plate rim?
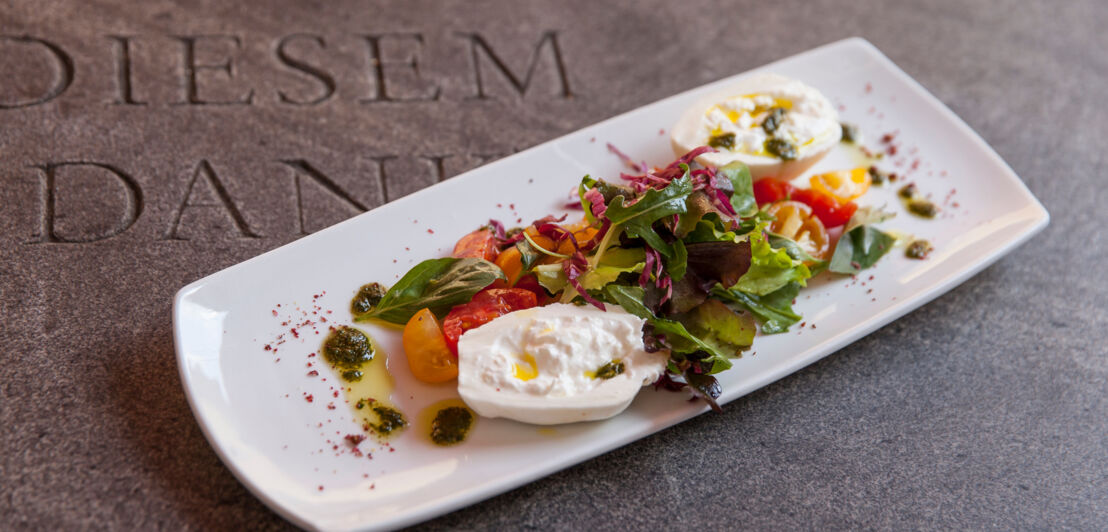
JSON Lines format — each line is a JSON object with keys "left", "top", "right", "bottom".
{"left": 173, "top": 36, "right": 1050, "bottom": 531}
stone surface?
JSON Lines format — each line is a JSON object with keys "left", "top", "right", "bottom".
{"left": 1, "top": 0, "right": 1105, "bottom": 530}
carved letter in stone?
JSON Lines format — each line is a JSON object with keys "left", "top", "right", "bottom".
{"left": 275, "top": 34, "right": 336, "bottom": 106}
{"left": 165, "top": 160, "right": 260, "bottom": 240}
{"left": 361, "top": 33, "right": 440, "bottom": 102}
{"left": 457, "top": 31, "right": 571, "bottom": 100}
{"left": 28, "top": 162, "right": 143, "bottom": 243}
{"left": 174, "top": 35, "right": 255, "bottom": 105}
{"left": 0, "top": 35, "right": 74, "bottom": 109}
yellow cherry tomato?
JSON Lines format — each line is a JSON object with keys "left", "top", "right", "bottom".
{"left": 809, "top": 167, "right": 871, "bottom": 203}
{"left": 765, "top": 200, "right": 831, "bottom": 260}
{"left": 402, "top": 308, "right": 458, "bottom": 383}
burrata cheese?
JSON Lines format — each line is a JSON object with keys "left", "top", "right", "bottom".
{"left": 671, "top": 73, "right": 841, "bottom": 180}
{"left": 457, "top": 303, "right": 668, "bottom": 425}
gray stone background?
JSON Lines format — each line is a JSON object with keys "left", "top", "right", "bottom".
{"left": 1, "top": 0, "right": 1105, "bottom": 529}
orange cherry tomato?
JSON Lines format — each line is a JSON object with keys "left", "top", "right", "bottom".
{"left": 809, "top": 167, "right": 871, "bottom": 203}
{"left": 765, "top": 200, "right": 831, "bottom": 260}
{"left": 452, "top": 228, "right": 499, "bottom": 262}
{"left": 442, "top": 288, "right": 538, "bottom": 355}
{"left": 492, "top": 246, "right": 524, "bottom": 288}
{"left": 402, "top": 308, "right": 458, "bottom": 383}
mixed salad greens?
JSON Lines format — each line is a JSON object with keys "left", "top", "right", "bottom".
{"left": 354, "top": 145, "right": 901, "bottom": 411}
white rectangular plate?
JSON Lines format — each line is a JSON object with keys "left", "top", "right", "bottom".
{"left": 174, "top": 37, "right": 1048, "bottom": 531}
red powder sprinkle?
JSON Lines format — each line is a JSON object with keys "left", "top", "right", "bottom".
{"left": 327, "top": 403, "right": 336, "bottom": 410}
{"left": 318, "top": 485, "right": 324, "bottom": 491}
{"left": 307, "top": 370, "right": 319, "bottom": 377}
{"left": 333, "top": 391, "right": 339, "bottom": 398}
{"left": 305, "top": 394, "right": 314, "bottom": 403}
{"left": 509, "top": 203, "right": 516, "bottom": 209}
{"left": 271, "top": 310, "right": 278, "bottom": 316}
{"left": 865, "top": 82, "right": 873, "bottom": 93}
{"left": 264, "top": 345, "right": 272, "bottom": 351}
{"left": 427, "top": 228, "right": 434, "bottom": 234}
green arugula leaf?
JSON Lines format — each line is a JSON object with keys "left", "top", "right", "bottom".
{"left": 579, "top": 175, "right": 635, "bottom": 224}
{"left": 605, "top": 171, "right": 693, "bottom": 258}
{"left": 713, "top": 282, "right": 802, "bottom": 334}
{"left": 718, "top": 161, "right": 757, "bottom": 217}
{"left": 768, "top": 233, "right": 828, "bottom": 274}
{"left": 734, "top": 227, "right": 812, "bottom": 296}
{"left": 674, "top": 191, "right": 721, "bottom": 238}
{"left": 534, "top": 263, "right": 642, "bottom": 295}
{"left": 602, "top": 284, "right": 654, "bottom": 320}
{"left": 685, "top": 218, "right": 738, "bottom": 243}
{"left": 679, "top": 299, "right": 755, "bottom": 356}
{"left": 354, "top": 258, "right": 504, "bottom": 324}
{"left": 829, "top": 224, "right": 896, "bottom": 274}
{"left": 597, "top": 246, "right": 645, "bottom": 268}
{"left": 603, "top": 285, "right": 733, "bottom": 373}
{"left": 667, "top": 239, "right": 688, "bottom": 281}
{"left": 515, "top": 238, "right": 543, "bottom": 271}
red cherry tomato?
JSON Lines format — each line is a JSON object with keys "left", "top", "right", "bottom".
{"left": 790, "top": 189, "right": 857, "bottom": 228}
{"left": 511, "top": 274, "right": 554, "bottom": 306}
{"left": 452, "top": 228, "right": 499, "bottom": 262}
{"left": 442, "top": 288, "right": 538, "bottom": 355}
{"left": 752, "top": 178, "right": 797, "bottom": 206}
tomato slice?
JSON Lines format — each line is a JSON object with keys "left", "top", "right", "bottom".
{"left": 442, "top": 288, "right": 538, "bottom": 355}
{"left": 452, "top": 228, "right": 499, "bottom": 262}
{"left": 753, "top": 178, "right": 797, "bottom": 206}
{"left": 402, "top": 308, "right": 458, "bottom": 383}
{"left": 765, "top": 200, "right": 831, "bottom": 260}
{"left": 512, "top": 274, "right": 554, "bottom": 306}
{"left": 790, "top": 189, "right": 857, "bottom": 228}
{"left": 809, "top": 167, "right": 871, "bottom": 203}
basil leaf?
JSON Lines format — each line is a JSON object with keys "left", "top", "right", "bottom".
{"left": 605, "top": 171, "right": 693, "bottom": 258}
{"left": 713, "top": 282, "right": 802, "bottom": 334}
{"left": 355, "top": 258, "right": 504, "bottom": 324}
{"left": 718, "top": 161, "right": 757, "bottom": 218}
{"left": 829, "top": 224, "right": 896, "bottom": 274}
